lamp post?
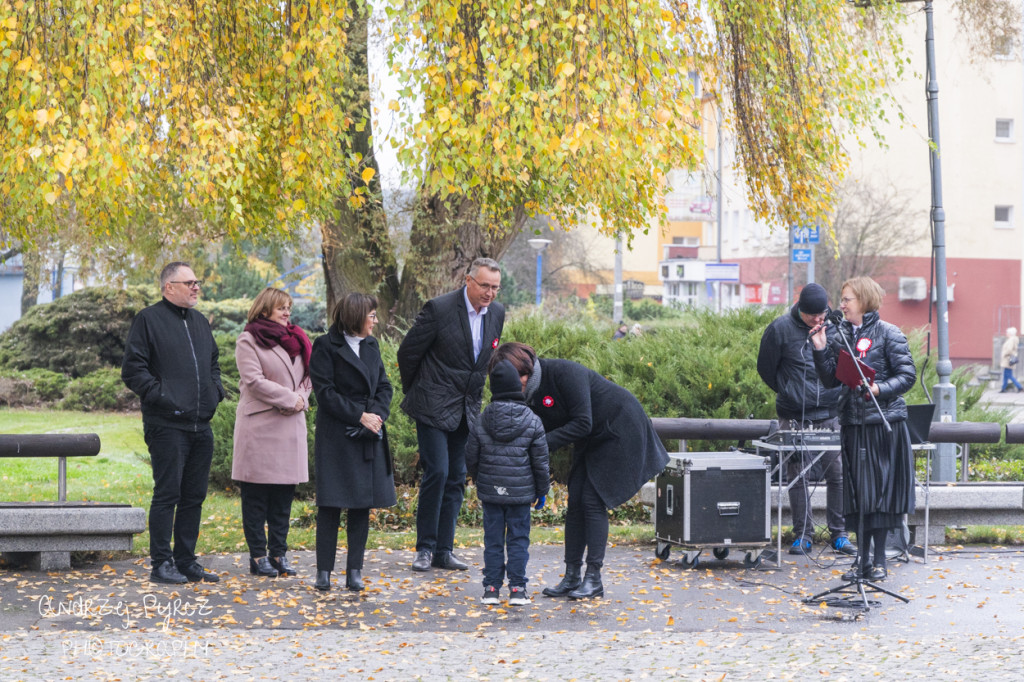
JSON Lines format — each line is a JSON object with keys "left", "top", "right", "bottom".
{"left": 855, "top": 0, "right": 956, "bottom": 480}
{"left": 527, "top": 238, "right": 552, "bottom": 305}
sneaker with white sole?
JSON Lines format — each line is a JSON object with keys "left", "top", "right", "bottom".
{"left": 508, "top": 586, "right": 530, "bottom": 605}
{"left": 481, "top": 586, "right": 500, "bottom": 605}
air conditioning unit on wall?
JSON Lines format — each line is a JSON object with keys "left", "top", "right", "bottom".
{"left": 898, "top": 277, "right": 927, "bottom": 301}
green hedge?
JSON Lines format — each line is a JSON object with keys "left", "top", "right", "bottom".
{"left": 0, "top": 286, "right": 157, "bottom": 377}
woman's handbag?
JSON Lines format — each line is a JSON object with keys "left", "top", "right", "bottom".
{"left": 1011, "top": 355, "right": 1019, "bottom": 366}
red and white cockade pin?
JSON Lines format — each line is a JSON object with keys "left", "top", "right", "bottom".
{"left": 542, "top": 396, "right": 554, "bottom": 407}
{"left": 856, "top": 338, "right": 873, "bottom": 358}
{"left": 492, "top": 338, "right": 499, "bottom": 349}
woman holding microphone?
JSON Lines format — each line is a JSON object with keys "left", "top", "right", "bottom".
{"left": 809, "top": 276, "right": 916, "bottom": 581}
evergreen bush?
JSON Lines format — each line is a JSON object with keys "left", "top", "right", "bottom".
{"left": 0, "top": 286, "right": 157, "bottom": 377}
{"left": 60, "top": 368, "right": 140, "bottom": 411}
{"left": 0, "top": 368, "right": 70, "bottom": 406}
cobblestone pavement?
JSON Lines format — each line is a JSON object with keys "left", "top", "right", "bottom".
{"left": 3, "top": 543, "right": 1024, "bottom": 679}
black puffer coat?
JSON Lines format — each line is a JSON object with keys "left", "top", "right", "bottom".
{"left": 397, "top": 288, "right": 505, "bottom": 431}
{"left": 813, "top": 311, "right": 916, "bottom": 426}
{"left": 466, "top": 400, "right": 550, "bottom": 505}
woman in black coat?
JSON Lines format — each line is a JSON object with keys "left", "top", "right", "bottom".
{"left": 311, "top": 293, "right": 396, "bottom": 592}
{"left": 810, "top": 276, "right": 916, "bottom": 582}
{"left": 489, "top": 342, "right": 669, "bottom": 599}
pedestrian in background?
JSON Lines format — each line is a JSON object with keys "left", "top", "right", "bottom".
{"left": 1000, "top": 327, "right": 1023, "bottom": 393}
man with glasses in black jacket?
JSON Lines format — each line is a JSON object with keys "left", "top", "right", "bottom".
{"left": 122, "top": 261, "right": 225, "bottom": 584}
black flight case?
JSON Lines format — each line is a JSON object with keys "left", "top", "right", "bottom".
{"left": 654, "top": 451, "right": 771, "bottom": 569}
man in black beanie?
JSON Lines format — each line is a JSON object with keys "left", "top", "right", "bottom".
{"left": 757, "top": 283, "right": 855, "bottom": 557}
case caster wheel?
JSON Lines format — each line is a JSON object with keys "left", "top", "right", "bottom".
{"left": 655, "top": 542, "right": 671, "bottom": 561}
{"left": 681, "top": 551, "right": 701, "bottom": 570}
{"left": 712, "top": 547, "right": 730, "bottom": 561}
{"left": 743, "top": 552, "right": 762, "bottom": 569}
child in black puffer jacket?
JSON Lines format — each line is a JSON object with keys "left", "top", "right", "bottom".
{"left": 466, "top": 360, "right": 550, "bottom": 605}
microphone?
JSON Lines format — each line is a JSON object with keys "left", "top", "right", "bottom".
{"left": 827, "top": 309, "right": 844, "bottom": 325}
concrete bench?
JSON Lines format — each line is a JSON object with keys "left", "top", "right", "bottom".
{"left": 0, "top": 434, "right": 146, "bottom": 570}
{"left": 639, "top": 481, "right": 1024, "bottom": 545}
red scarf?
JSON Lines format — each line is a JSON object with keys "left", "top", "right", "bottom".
{"left": 244, "top": 317, "right": 312, "bottom": 378}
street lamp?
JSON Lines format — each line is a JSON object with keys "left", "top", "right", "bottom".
{"left": 855, "top": 0, "right": 955, "bottom": 480}
{"left": 527, "top": 238, "right": 552, "bottom": 305}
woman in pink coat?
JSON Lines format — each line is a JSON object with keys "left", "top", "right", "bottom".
{"left": 232, "top": 287, "right": 312, "bottom": 578}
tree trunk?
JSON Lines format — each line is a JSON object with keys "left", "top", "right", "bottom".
{"left": 321, "top": 1, "right": 394, "bottom": 324}
{"left": 318, "top": 3, "right": 527, "bottom": 336}
{"left": 20, "top": 248, "right": 42, "bottom": 315}
{"left": 393, "top": 194, "right": 526, "bottom": 323}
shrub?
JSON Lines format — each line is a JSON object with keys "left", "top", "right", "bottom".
{"left": 60, "top": 368, "right": 140, "bottom": 411}
{"left": 0, "top": 286, "right": 157, "bottom": 377}
{"left": 195, "top": 298, "right": 252, "bottom": 336}
{"left": 290, "top": 300, "right": 328, "bottom": 334}
{"left": 589, "top": 295, "right": 685, "bottom": 321}
{"left": 0, "top": 368, "right": 70, "bottom": 406}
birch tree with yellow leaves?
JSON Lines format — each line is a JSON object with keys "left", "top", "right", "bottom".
{"left": 1, "top": 1, "right": 1018, "bottom": 321}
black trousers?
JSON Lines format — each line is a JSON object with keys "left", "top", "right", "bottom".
{"left": 144, "top": 422, "right": 214, "bottom": 568}
{"left": 239, "top": 482, "right": 296, "bottom": 558}
{"left": 316, "top": 507, "right": 369, "bottom": 572}
{"left": 564, "top": 460, "right": 608, "bottom": 570}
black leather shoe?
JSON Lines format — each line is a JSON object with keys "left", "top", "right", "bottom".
{"left": 868, "top": 565, "right": 888, "bottom": 581}
{"left": 268, "top": 555, "right": 296, "bottom": 576}
{"left": 150, "top": 560, "right": 188, "bottom": 585}
{"left": 250, "top": 556, "right": 279, "bottom": 577}
{"left": 411, "top": 550, "right": 432, "bottom": 572}
{"left": 314, "top": 570, "right": 331, "bottom": 591}
{"left": 568, "top": 568, "right": 604, "bottom": 600}
{"left": 542, "top": 565, "right": 582, "bottom": 597}
{"left": 180, "top": 562, "right": 221, "bottom": 583}
{"left": 431, "top": 551, "right": 469, "bottom": 571}
{"left": 346, "top": 569, "right": 364, "bottom": 591}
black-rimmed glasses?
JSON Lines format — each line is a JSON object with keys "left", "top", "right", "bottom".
{"left": 170, "top": 280, "right": 203, "bottom": 289}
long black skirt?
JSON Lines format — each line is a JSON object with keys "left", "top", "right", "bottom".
{"left": 840, "top": 419, "right": 915, "bottom": 533}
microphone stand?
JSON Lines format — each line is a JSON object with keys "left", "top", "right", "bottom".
{"left": 802, "top": 311, "right": 909, "bottom": 611}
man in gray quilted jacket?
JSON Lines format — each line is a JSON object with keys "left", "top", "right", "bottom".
{"left": 398, "top": 258, "right": 505, "bottom": 572}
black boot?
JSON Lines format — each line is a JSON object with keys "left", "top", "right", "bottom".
{"left": 346, "top": 569, "right": 364, "bottom": 592}
{"left": 542, "top": 564, "right": 582, "bottom": 597}
{"left": 314, "top": 570, "right": 331, "bottom": 591}
{"left": 568, "top": 566, "right": 604, "bottom": 600}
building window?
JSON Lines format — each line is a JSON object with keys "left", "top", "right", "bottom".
{"left": 688, "top": 70, "right": 702, "bottom": 98}
{"left": 672, "top": 236, "right": 699, "bottom": 247}
{"left": 996, "top": 119, "right": 1014, "bottom": 141}
{"left": 679, "top": 282, "right": 699, "bottom": 307}
{"left": 995, "top": 205, "right": 1013, "bottom": 228}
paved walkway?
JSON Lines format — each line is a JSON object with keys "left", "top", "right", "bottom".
{"left": 4, "top": 543, "right": 1024, "bottom": 679}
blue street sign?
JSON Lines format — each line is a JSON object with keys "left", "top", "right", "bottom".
{"left": 792, "top": 248, "right": 812, "bottom": 263}
{"left": 792, "top": 226, "right": 821, "bottom": 244}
